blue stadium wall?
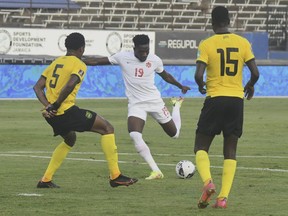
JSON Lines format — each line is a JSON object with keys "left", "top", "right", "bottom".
{"left": 0, "top": 65, "right": 287, "bottom": 98}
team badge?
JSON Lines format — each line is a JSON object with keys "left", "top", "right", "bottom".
{"left": 85, "top": 111, "right": 92, "bottom": 119}
{"left": 146, "top": 62, "right": 151, "bottom": 68}
{"left": 78, "top": 70, "right": 84, "bottom": 77}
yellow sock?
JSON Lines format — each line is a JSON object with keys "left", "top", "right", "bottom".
{"left": 218, "top": 159, "right": 237, "bottom": 198}
{"left": 42, "top": 141, "right": 72, "bottom": 182}
{"left": 196, "top": 150, "right": 212, "bottom": 184}
{"left": 101, "top": 134, "right": 121, "bottom": 180}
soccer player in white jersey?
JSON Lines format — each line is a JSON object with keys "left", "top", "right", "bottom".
{"left": 84, "top": 34, "right": 190, "bottom": 180}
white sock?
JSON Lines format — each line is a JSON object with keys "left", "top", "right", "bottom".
{"left": 172, "top": 104, "right": 181, "bottom": 138}
{"left": 129, "top": 131, "right": 161, "bottom": 172}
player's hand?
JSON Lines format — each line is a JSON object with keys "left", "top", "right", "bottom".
{"left": 42, "top": 102, "right": 60, "bottom": 118}
{"left": 41, "top": 109, "right": 54, "bottom": 118}
{"left": 244, "top": 81, "right": 254, "bottom": 100}
{"left": 198, "top": 81, "right": 206, "bottom": 94}
{"left": 198, "top": 87, "right": 206, "bottom": 94}
{"left": 181, "top": 85, "right": 191, "bottom": 94}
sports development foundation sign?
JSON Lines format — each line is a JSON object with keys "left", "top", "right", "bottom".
{"left": 0, "top": 28, "right": 155, "bottom": 56}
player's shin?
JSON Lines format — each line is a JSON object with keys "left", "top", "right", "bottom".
{"left": 195, "top": 150, "right": 212, "bottom": 183}
{"left": 101, "top": 134, "right": 121, "bottom": 179}
{"left": 42, "top": 141, "right": 71, "bottom": 182}
{"left": 218, "top": 159, "right": 237, "bottom": 199}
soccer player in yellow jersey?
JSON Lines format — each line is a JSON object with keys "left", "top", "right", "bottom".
{"left": 33, "top": 32, "right": 137, "bottom": 188}
{"left": 194, "top": 6, "right": 259, "bottom": 209}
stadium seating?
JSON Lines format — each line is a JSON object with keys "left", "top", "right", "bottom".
{"left": 0, "top": 0, "right": 287, "bottom": 49}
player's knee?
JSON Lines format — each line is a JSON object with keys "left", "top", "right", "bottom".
{"left": 106, "top": 123, "right": 114, "bottom": 134}
{"left": 64, "top": 132, "right": 76, "bottom": 147}
{"left": 129, "top": 131, "right": 142, "bottom": 143}
{"left": 130, "top": 131, "right": 150, "bottom": 152}
{"left": 102, "top": 122, "right": 114, "bottom": 135}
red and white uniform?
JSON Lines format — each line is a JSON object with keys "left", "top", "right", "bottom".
{"left": 108, "top": 51, "right": 171, "bottom": 123}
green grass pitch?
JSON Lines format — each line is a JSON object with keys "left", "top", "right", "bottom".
{"left": 0, "top": 98, "right": 287, "bottom": 216}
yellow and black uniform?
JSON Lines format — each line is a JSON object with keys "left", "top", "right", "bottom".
{"left": 43, "top": 55, "right": 86, "bottom": 115}
{"left": 197, "top": 33, "right": 255, "bottom": 98}
{"left": 196, "top": 33, "right": 254, "bottom": 137}
{"left": 43, "top": 56, "right": 96, "bottom": 136}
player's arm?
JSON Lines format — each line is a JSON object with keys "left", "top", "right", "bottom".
{"left": 33, "top": 75, "right": 56, "bottom": 118}
{"left": 194, "top": 61, "right": 207, "bottom": 94}
{"left": 33, "top": 75, "right": 50, "bottom": 107}
{"left": 45, "top": 74, "right": 80, "bottom": 118}
{"left": 82, "top": 56, "right": 111, "bottom": 66}
{"left": 53, "top": 74, "right": 80, "bottom": 108}
{"left": 158, "top": 70, "right": 191, "bottom": 94}
{"left": 244, "top": 59, "right": 260, "bottom": 100}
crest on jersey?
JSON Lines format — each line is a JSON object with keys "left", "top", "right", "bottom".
{"left": 146, "top": 61, "right": 151, "bottom": 68}
{"left": 78, "top": 70, "right": 84, "bottom": 77}
{"left": 85, "top": 111, "right": 92, "bottom": 119}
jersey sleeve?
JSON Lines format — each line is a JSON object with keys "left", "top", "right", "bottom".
{"left": 243, "top": 39, "right": 255, "bottom": 63}
{"left": 196, "top": 40, "right": 209, "bottom": 64}
{"left": 71, "top": 60, "right": 87, "bottom": 82}
{"left": 108, "top": 52, "right": 121, "bottom": 65}
{"left": 41, "top": 64, "right": 52, "bottom": 78}
{"left": 154, "top": 55, "right": 164, "bottom": 73}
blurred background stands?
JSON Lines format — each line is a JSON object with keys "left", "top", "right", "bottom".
{"left": 0, "top": 0, "right": 287, "bottom": 51}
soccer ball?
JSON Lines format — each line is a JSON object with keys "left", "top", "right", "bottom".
{"left": 176, "top": 160, "right": 196, "bottom": 179}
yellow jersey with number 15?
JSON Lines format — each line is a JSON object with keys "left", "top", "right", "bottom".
{"left": 42, "top": 55, "right": 87, "bottom": 115}
{"left": 196, "top": 33, "right": 255, "bottom": 98}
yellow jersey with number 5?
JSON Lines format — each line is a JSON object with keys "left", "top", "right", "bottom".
{"left": 196, "top": 33, "right": 255, "bottom": 98}
{"left": 42, "top": 56, "right": 87, "bottom": 115}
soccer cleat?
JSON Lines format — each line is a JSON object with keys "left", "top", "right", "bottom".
{"left": 145, "top": 171, "right": 164, "bottom": 180}
{"left": 213, "top": 197, "right": 228, "bottom": 209}
{"left": 109, "top": 174, "right": 138, "bottom": 188}
{"left": 37, "top": 180, "right": 60, "bottom": 188}
{"left": 197, "top": 180, "right": 216, "bottom": 209}
{"left": 170, "top": 97, "right": 184, "bottom": 108}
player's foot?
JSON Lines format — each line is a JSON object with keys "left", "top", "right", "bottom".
{"left": 145, "top": 171, "right": 164, "bottom": 180}
{"left": 213, "top": 197, "right": 227, "bottom": 209}
{"left": 170, "top": 97, "right": 184, "bottom": 107}
{"left": 109, "top": 174, "right": 138, "bottom": 187}
{"left": 198, "top": 180, "right": 216, "bottom": 209}
{"left": 37, "top": 180, "right": 60, "bottom": 188}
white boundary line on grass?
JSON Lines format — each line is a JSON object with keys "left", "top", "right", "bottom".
{"left": 1, "top": 152, "right": 288, "bottom": 173}
{"left": 1, "top": 151, "right": 288, "bottom": 159}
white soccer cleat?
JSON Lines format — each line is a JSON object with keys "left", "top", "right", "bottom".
{"left": 145, "top": 171, "right": 164, "bottom": 180}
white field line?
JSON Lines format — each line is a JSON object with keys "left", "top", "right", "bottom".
{"left": 1, "top": 151, "right": 288, "bottom": 159}
{"left": 17, "top": 193, "right": 43, "bottom": 197}
{"left": 1, "top": 152, "right": 288, "bottom": 173}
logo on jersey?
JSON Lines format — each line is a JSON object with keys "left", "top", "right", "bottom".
{"left": 85, "top": 111, "right": 93, "bottom": 119}
{"left": 78, "top": 70, "right": 84, "bottom": 77}
{"left": 146, "top": 61, "right": 151, "bottom": 68}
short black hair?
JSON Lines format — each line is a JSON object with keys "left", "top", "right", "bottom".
{"left": 133, "top": 34, "right": 150, "bottom": 47}
{"left": 212, "top": 6, "right": 230, "bottom": 26}
{"left": 65, "top": 32, "right": 85, "bottom": 50}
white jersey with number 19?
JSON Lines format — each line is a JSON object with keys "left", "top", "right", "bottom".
{"left": 108, "top": 51, "right": 164, "bottom": 105}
